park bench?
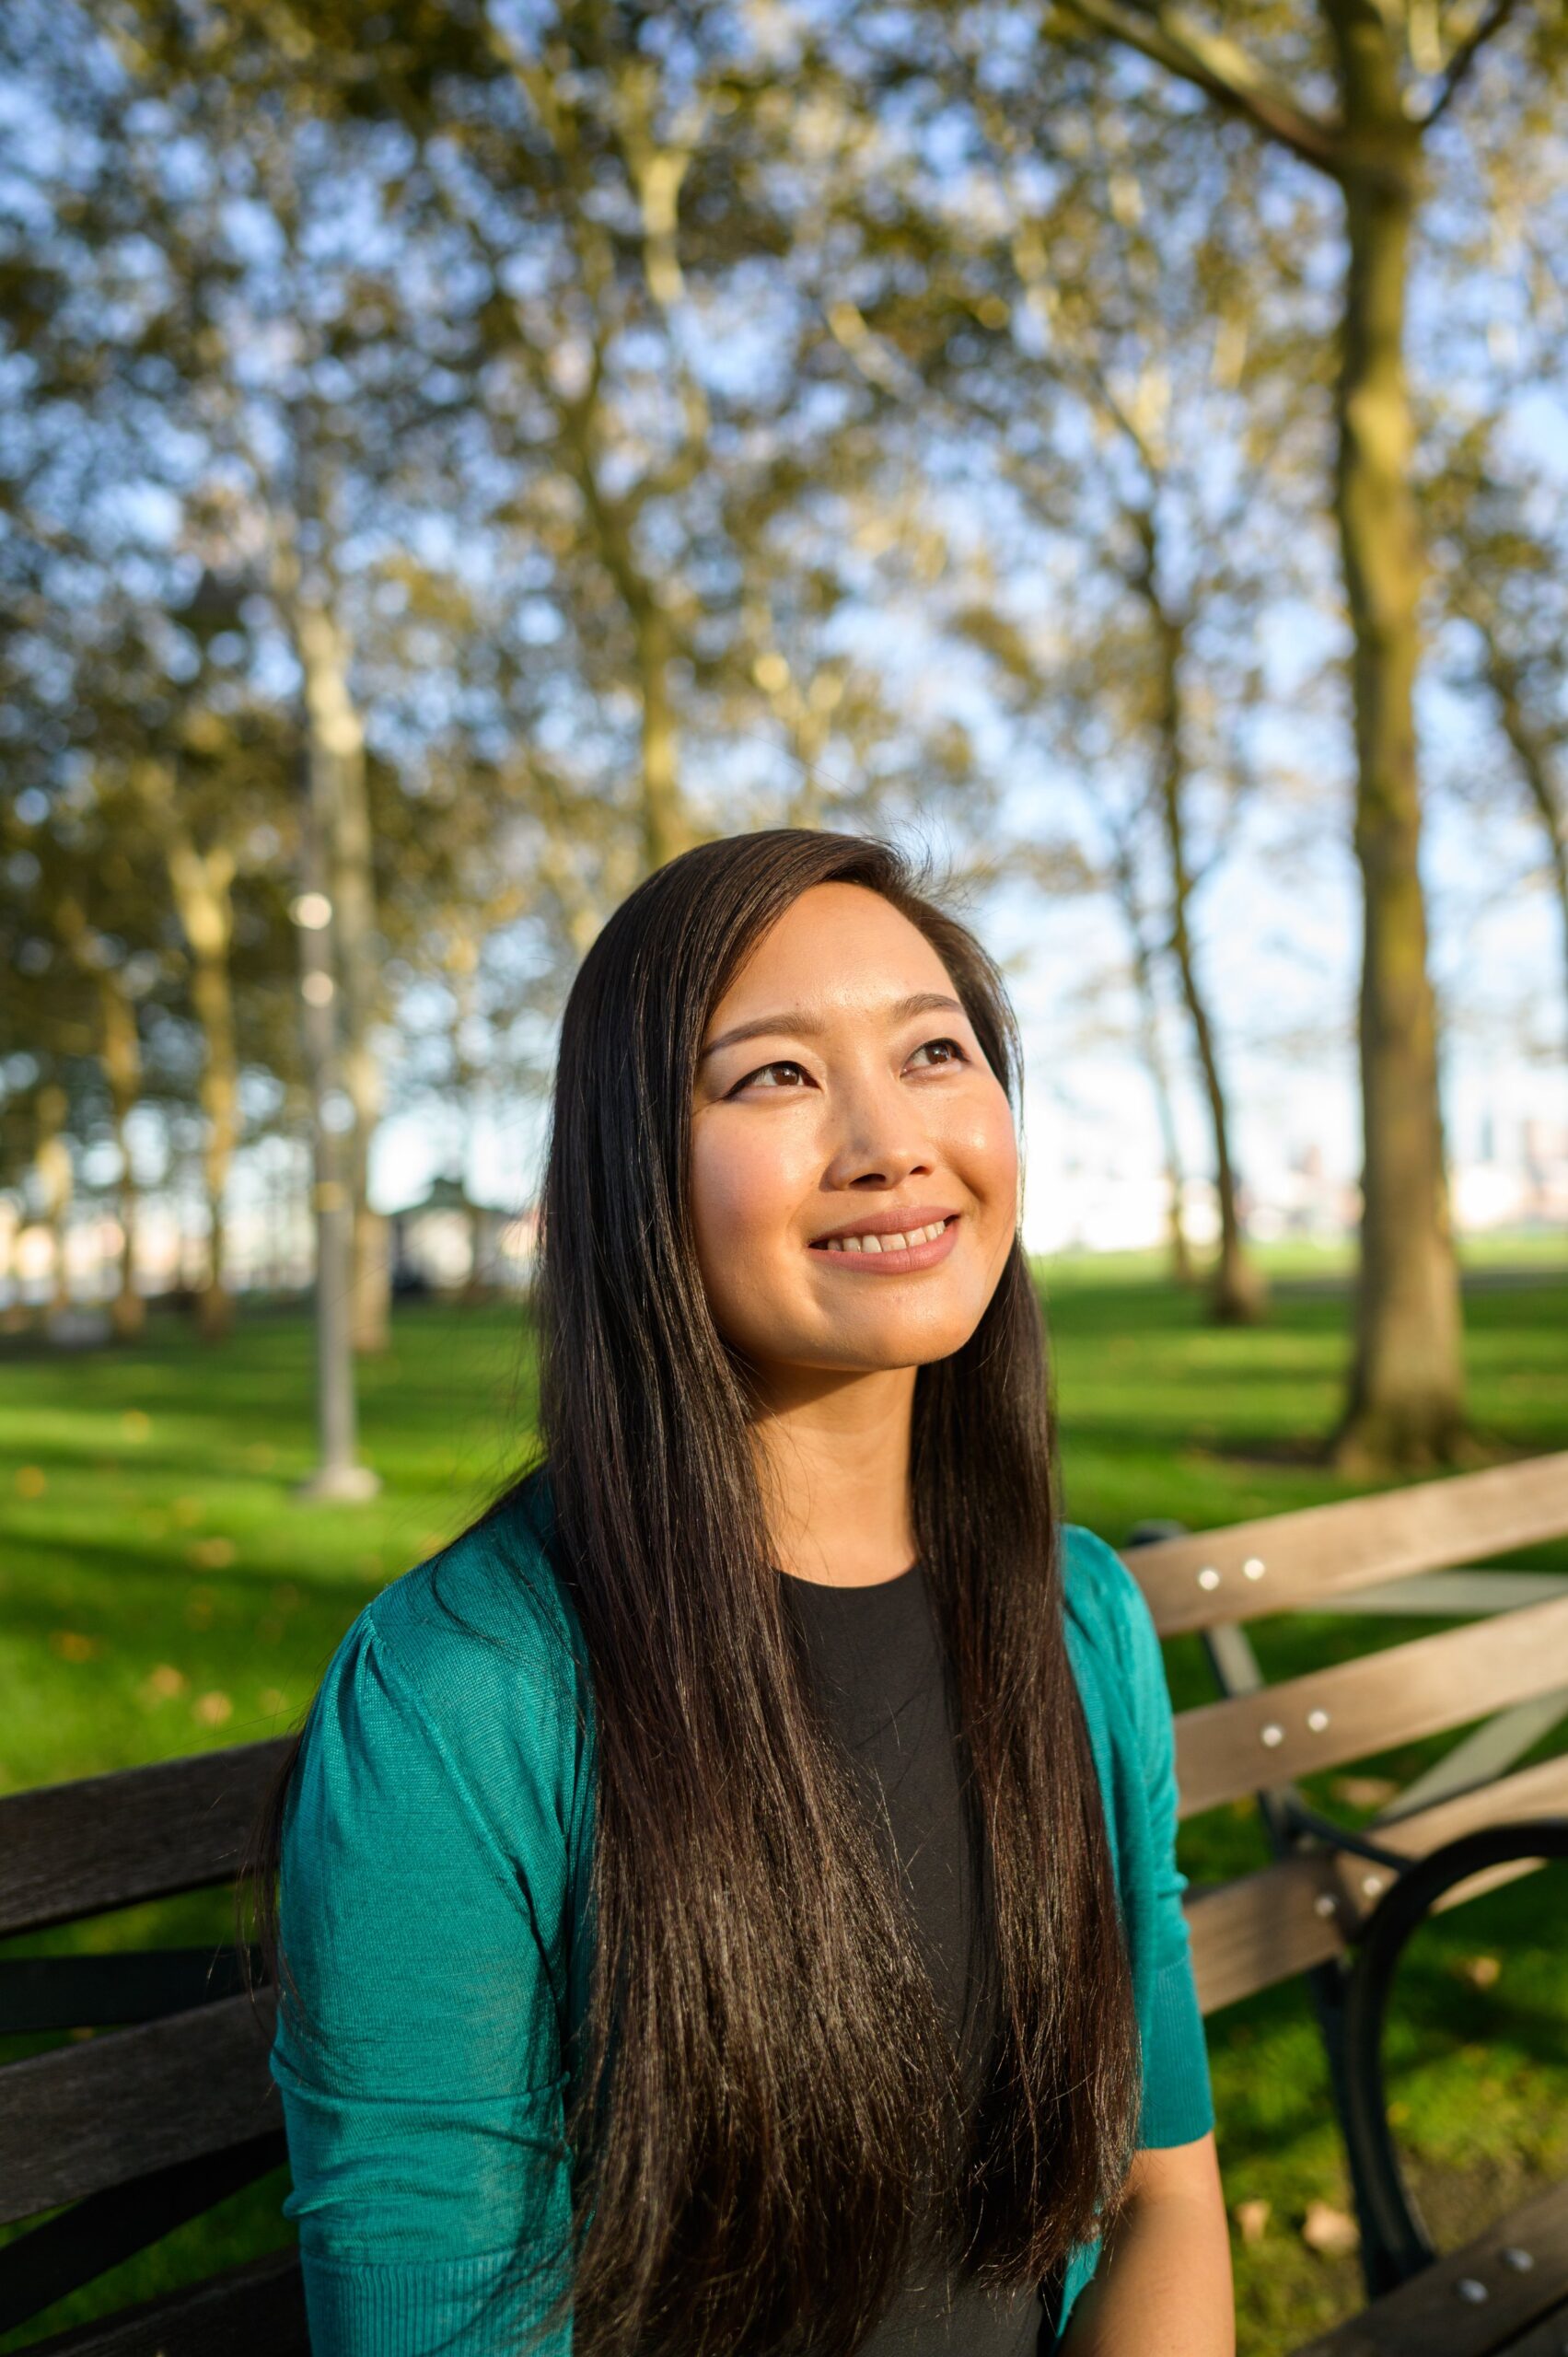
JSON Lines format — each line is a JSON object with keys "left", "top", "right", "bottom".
{"left": 0, "top": 1738, "right": 300, "bottom": 2353}
{"left": 1128, "top": 1446, "right": 1568, "bottom": 2355}
{"left": 2, "top": 1449, "right": 1567, "bottom": 2353}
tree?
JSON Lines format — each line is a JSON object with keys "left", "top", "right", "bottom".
{"left": 1015, "top": 1, "right": 1565, "bottom": 1460}
{"left": 891, "top": 96, "right": 1282, "bottom": 1321}
{"left": 1428, "top": 434, "right": 1568, "bottom": 1062}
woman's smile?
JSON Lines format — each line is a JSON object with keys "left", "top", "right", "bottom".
{"left": 807, "top": 1211, "right": 961, "bottom": 1271}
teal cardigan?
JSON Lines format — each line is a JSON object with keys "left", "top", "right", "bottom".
{"left": 270, "top": 1479, "right": 1214, "bottom": 2353}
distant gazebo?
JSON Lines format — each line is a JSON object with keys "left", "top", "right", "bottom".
{"left": 389, "top": 1178, "right": 537, "bottom": 1295}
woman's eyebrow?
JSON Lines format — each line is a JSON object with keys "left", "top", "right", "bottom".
{"left": 698, "top": 990, "right": 966, "bottom": 1063}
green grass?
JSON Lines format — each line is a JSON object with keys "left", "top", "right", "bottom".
{"left": 2, "top": 1267, "right": 1566, "bottom": 2351}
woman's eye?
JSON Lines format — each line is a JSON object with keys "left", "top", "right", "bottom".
{"left": 729, "top": 1039, "right": 968, "bottom": 1094}
{"left": 731, "top": 1059, "right": 810, "bottom": 1093}
{"left": 908, "top": 1037, "right": 968, "bottom": 1070}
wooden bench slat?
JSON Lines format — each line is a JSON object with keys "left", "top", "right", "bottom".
{"left": 1126, "top": 1451, "right": 1568, "bottom": 1635}
{"left": 0, "top": 1991, "right": 278, "bottom": 2225}
{"left": 1489, "top": 2299, "right": 1568, "bottom": 2356}
{"left": 24, "top": 2246, "right": 306, "bottom": 2357}
{"left": 1189, "top": 1854, "right": 1346, "bottom": 2016}
{"left": 0, "top": 1741, "right": 291, "bottom": 1938}
{"left": 1288, "top": 2173, "right": 1568, "bottom": 2354}
{"left": 1188, "top": 1750, "right": 1568, "bottom": 2014}
{"left": 1175, "top": 1594, "right": 1568, "bottom": 1818}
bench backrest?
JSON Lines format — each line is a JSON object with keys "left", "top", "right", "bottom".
{"left": 1124, "top": 1451, "right": 1568, "bottom": 2015}
{"left": 0, "top": 1737, "right": 306, "bottom": 2353}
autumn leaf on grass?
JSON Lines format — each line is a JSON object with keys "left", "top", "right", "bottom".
{"left": 192, "top": 1691, "right": 234, "bottom": 1727}
{"left": 15, "top": 1466, "right": 46, "bottom": 1499}
{"left": 50, "top": 1631, "right": 98, "bottom": 1663}
{"left": 188, "top": 1536, "right": 237, "bottom": 1571}
{"left": 1302, "top": 2200, "right": 1359, "bottom": 2257}
{"left": 1233, "top": 2199, "right": 1271, "bottom": 2246}
{"left": 1456, "top": 1955, "right": 1501, "bottom": 1990}
{"left": 138, "top": 1665, "right": 187, "bottom": 1707}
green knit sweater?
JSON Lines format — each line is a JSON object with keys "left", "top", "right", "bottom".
{"left": 270, "top": 1477, "right": 1214, "bottom": 2353}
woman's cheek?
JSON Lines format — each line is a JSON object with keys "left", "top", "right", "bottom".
{"left": 946, "top": 1087, "right": 1018, "bottom": 1217}
{"left": 691, "top": 1123, "right": 798, "bottom": 1317}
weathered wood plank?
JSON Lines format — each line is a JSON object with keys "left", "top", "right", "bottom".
{"left": 1491, "top": 2294, "right": 1568, "bottom": 2354}
{"left": 0, "top": 1741, "right": 291, "bottom": 1938}
{"left": 23, "top": 2247, "right": 306, "bottom": 2357}
{"left": 1126, "top": 1452, "right": 1568, "bottom": 1636}
{"left": 0, "top": 1946, "right": 253, "bottom": 2034}
{"left": 1187, "top": 1750, "right": 1568, "bottom": 2014}
{"left": 1287, "top": 2174, "right": 1568, "bottom": 2354}
{"left": 0, "top": 1991, "right": 279, "bottom": 2224}
{"left": 1188, "top": 1854, "right": 1349, "bottom": 2016}
{"left": 1175, "top": 1595, "right": 1568, "bottom": 1819}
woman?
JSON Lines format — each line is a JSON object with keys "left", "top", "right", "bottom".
{"left": 252, "top": 828, "right": 1234, "bottom": 2356}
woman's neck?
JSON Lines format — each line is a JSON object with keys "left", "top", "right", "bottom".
{"left": 749, "top": 1363, "right": 918, "bottom": 1587}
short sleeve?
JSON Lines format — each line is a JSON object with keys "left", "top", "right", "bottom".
{"left": 1065, "top": 1527, "right": 1215, "bottom": 2153}
{"left": 1111, "top": 1547, "right": 1215, "bottom": 2150}
{"left": 270, "top": 1607, "right": 578, "bottom": 2355}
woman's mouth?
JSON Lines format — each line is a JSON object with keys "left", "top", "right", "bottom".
{"left": 806, "top": 1214, "right": 960, "bottom": 1273}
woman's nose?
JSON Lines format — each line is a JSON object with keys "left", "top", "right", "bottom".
{"left": 820, "top": 1072, "right": 935, "bottom": 1191}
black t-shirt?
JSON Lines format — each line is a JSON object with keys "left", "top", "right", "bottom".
{"left": 781, "top": 1561, "right": 1047, "bottom": 2357}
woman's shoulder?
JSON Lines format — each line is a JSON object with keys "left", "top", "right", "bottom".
{"left": 301, "top": 1469, "right": 589, "bottom": 1809}
{"left": 366, "top": 1469, "right": 582, "bottom": 1682}
{"left": 1060, "top": 1519, "right": 1167, "bottom": 1720}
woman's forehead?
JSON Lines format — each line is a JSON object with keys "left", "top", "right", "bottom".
{"left": 708, "top": 886, "right": 954, "bottom": 1023}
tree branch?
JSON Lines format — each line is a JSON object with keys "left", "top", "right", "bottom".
{"left": 1417, "top": 0, "right": 1527, "bottom": 130}
{"left": 1056, "top": 0, "right": 1349, "bottom": 180}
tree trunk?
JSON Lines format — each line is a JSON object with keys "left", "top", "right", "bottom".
{"left": 1140, "top": 549, "right": 1265, "bottom": 1323}
{"left": 188, "top": 946, "right": 238, "bottom": 1341}
{"left": 1328, "top": 4, "right": 1464, "bottom": 1467}
{"left": 99, "top": 974, "right": 145, "bottom": 1341}
{"left": 296, "top": 599, "right": 389, "bottom": 1355}
{"left": 636, "top": 600, "right": 689, "bottom": 874}
{"left": 137, "top": 766, "right": 239, "bottom": 1342}
{"left": 294, "top": 735, "right": 379, "bottom": 1503}
{"left": 35, "top": 1081, "right": 72, "bottom": 1318}
{"left": 1115, "top": 851, "right": 1194, "bottom": 1284}
{"left": 1139, "top": 984, "right": 1195, "bottom": 1287}
{"left": 1480, "top": 632, "right": 1568, "bottom": 1055}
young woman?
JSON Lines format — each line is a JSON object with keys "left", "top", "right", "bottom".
{"left": 253, "top": 828, "right": 1234, "bottom": 2357}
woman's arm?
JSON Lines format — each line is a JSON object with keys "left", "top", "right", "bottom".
{"left": 271, "top": 1603, "right": 580, "bottom": 2355}
{"left": 1060, "top": 2132, "right": 1235, "bottom": 2357}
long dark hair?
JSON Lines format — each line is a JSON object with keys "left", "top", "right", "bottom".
{"left": 243, "top": 828, "right": 1141, "bottom": 2357}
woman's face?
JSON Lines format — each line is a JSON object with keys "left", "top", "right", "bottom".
{"left": 690, "top": 882, "right": 1020, "bottom": 1390}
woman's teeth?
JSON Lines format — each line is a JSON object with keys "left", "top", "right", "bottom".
{"left": 819, "top": 1219, "right": 950, "bottom": 1253}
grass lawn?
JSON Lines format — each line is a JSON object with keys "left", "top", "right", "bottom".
{"left": 2, "top": 1256, "right": 1566, "bottom": 2351}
